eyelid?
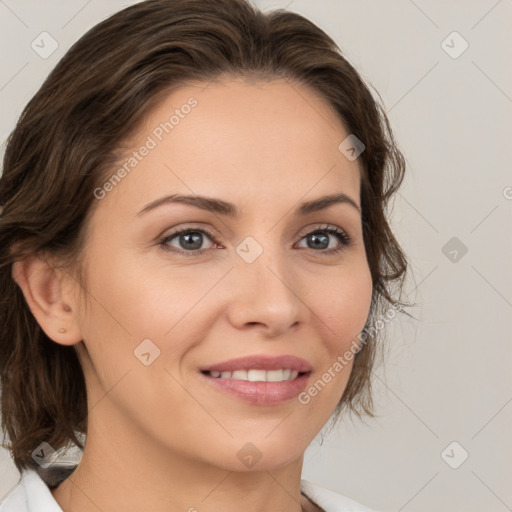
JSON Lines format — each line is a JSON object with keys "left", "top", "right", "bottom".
{"left": 158, "top": 223, "right": 220, "bottom": 242}
{"left": 295, "top": 223, "right": 348, "bottom": 239}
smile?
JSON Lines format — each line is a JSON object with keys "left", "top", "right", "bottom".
{"left": 204, "top": 369, "right": 300, "bottom": 382}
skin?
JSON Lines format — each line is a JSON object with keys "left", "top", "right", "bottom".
{"left": 13, "top": 77, "right": 373, "bottom": 512}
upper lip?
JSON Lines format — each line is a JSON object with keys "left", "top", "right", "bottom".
{"left": 200, "top": 355, "right": 313, "bottom": 373}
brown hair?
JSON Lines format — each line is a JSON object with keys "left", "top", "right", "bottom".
{"left": 0, "top": 0, "right": 412, "bottom": 472}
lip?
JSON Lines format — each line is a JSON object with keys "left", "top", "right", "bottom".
{"left": 201, "top": 373, "right": 311, "bottom": 405}
{"left": 199, "top": 355, "right": 313, "bottom": 405}
{"left": 200, "top": 354, "right": 313, "bottom": 373}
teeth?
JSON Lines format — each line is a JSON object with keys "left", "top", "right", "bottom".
{"left": 247, "top": 369, "right": 266, "bottom": 382}
{"left": 266, "top": 369, "right": 284, "bottom": 382}
{"left": 207, "top": 369, "right": 300, "bottom": 382}
{"left": 232, "top": 370, "right": 247, "bottom": 380}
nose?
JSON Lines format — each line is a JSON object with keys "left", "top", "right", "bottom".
{"left": 226, "top": 247, "right": 304, "bottom": 337}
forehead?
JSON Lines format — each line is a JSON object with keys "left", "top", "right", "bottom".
{"left": 98, "top": 77, "right": 361, "bottom": 218}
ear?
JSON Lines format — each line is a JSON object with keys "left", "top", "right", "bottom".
{"left": 11, "top": 253, "right": 83, "bottom": 346}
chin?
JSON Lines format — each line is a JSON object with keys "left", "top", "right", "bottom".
{"left": 203, "top": 436, "right": 307, "bottom": 473}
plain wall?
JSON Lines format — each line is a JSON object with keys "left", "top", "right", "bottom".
{"left": 1, "top": 1, "right": 511, "bottom": 511}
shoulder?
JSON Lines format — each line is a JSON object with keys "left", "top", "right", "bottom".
{"left": 301, "top": 479, "right": 381, "bottom": 512}
{"left": 0, "top": 468, "right": 63, "bottom": 512}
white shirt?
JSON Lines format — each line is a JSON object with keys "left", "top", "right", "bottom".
{"left": 0, "top": 468, "right": 380, "bottom": 512}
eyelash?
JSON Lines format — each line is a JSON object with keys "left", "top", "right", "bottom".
{"left": 158, "top": 224, "right": 352, "bottom": 257}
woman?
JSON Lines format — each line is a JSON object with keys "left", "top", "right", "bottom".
{"left": 0, "top": 0, "right": 410, "bottom": 510}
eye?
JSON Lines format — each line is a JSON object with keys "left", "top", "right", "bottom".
{"left": 159, "top": 228, "right": 219, "bottom": 255}
{"left": 296, "top": 224, "right": 352, "bottom": 254}
{"left": 158, "top": 223, "right": 352, "bottom": 256}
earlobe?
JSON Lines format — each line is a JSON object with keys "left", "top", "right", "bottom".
{"left": 11, "top": 254, "right": 83, "bottom": 346}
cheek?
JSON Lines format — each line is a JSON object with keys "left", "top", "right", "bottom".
{"left": 77, "top": 253, "right": 221, "bottom": 393}
{"left": 302, "top": 264, "right": 373, "bottom": 403}
{"left": 315, "top": 262, "right": 373, "bottom": 347}
{"left": 83, "top": 252, "right": 200, "bottom": 340}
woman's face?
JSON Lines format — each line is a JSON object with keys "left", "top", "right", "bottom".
{"left": 70, "top": 77, "right": 373, "bottom": 472}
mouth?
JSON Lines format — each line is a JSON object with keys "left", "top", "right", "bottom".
{"left": 201, "top": 368, "right": 306, "bottom": 382}
{"left": 199, "top": 354, "right": 312, "bottom": 405}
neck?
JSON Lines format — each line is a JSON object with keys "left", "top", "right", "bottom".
{"left": 50, "top": 415, "right": 316, "bottom": 512}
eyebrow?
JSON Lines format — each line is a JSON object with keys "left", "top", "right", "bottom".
{"left": 137, "top": 192, "right": 361, "bottom": 217}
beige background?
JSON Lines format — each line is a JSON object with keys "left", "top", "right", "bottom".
{"left": 1, "top": 1, "right": 511, "bottom": 511}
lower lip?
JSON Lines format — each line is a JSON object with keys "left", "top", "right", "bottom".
{"left": 200, "top": 372, "right": 311, "bottom": 405}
